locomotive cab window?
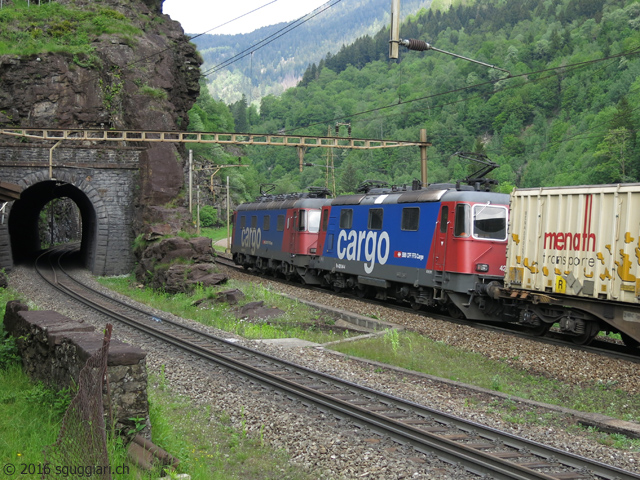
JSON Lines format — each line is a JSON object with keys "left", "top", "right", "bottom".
{"left": 402, "top": 207, "right": 420, "bottom": 231}
{"left": 339, "top": 209, "right": 353, "bottom": 229}
{"left": 277, "top": 214, "right": 285, "bottom": 231}
{"left": 368, "top": 208, "right": 383, "bottom": 230}
{"left": 439, "top": 206, "right": 448, "bottom": 233}
{"left": 263, "top": 215, "right": 270, "bottom": 231}
{"left": 308, "top": 209, "right": 321, "bottom": 233}
{"left": 472, "top": 204, "right": 507, "bottom": 240}
{"left": 297, "top": 210, "right": 306, "bottom": 231}
{"left": 454, "top": 204, "right": 471, "bottom": 237}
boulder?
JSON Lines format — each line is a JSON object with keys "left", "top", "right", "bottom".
{"left": 135, "top": 236, "right": 216, "bottom": 283}
{"left": 192, "top": 289, "right": 245, "bottom": 308}
{"left": 162, "top": 263, "right": 228, "bottom": 294}
{"left": 235, "top": 301, "right": 285, "bottom": 322}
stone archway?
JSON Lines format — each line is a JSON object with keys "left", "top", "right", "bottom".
{"left": 9, "top": 170, "right": 112, "bottom": 275}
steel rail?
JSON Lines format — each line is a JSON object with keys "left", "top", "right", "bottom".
{"left": 33, "top": 249, "right": 640, "bottom": 480}
{"left": 215, "top": 255, "right": 640, "bottom": 363}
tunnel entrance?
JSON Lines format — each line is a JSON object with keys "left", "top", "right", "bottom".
{"left": 9, "top": 180, "right": 98, "bottom": 269}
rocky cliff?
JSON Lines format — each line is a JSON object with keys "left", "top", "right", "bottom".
{"left": 0, "top": 0, "right": 202, "bottom": 222}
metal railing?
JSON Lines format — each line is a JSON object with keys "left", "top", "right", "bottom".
{"left": 0, "top": 1, "right": 54, "bottom": 9}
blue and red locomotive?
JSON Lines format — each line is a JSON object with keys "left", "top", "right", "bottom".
{"left": 232, "top": 182, "right": 509, "bottom": 322}
{"left": 232, "top": 179, "right": 640, "bottom": 348}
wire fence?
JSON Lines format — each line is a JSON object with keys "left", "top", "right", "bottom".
{"left": 42, "top": 324, "right": 113, "bottom": 480}
{"left": 0, "top": 1, "right": 56, "bottom": 9}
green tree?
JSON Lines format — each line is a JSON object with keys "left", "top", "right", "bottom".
{"left": 593, "top": 127, "right": 633, "bottom": 183}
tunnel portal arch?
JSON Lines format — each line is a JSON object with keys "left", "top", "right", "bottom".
{"left": 7, "top": 169, "right": 134, "bottom": 275}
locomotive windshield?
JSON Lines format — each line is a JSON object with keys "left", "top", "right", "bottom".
{"left": 472, "top": 204, "right": 507, "bottom": 240}
{"left": 308, "top": 209, "right": 321, "bottom": 233}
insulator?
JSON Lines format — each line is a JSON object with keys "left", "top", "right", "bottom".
{"left": 404, "top": 38, "right": 432, "bottom": 52}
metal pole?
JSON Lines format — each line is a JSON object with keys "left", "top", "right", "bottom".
{"left": 196, "top": 185, "right": 200, "bottom": 235}
{"left": 389, "top": 0, "right": 401, "bottom": 59}
{"left": 188, "top": 149, "right": 193, "bottom": 213}
{"left": 226, "top": 176, "right": 230, "bottom": 254}
{"left": 297, "top": 146, "right": 305, "bottom": 172}
{"left": 49, "top": 140, "right": 62, "bottom": 180}
{"left": 420, "top": 128, "right": 428, "bottom": 187}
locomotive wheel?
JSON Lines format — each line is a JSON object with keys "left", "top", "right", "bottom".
{"left": 355, "top": 285, "right": 373, "bottom": 299}
{"left": 410, "top": 299, "right": 423, "bottom": 311}
{"left": 621, "top": 333, "right": 640, "bottom": 349}
{"left": 523, "top": 323, "right": 551, "bottom": 337}
{"left": 447, "top": 303, "right": 465, "bottom": 319}
{"left": 570, "top": 322, "right": 600, "bottom": 346}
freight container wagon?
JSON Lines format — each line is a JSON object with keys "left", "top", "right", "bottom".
{"left": 505, "top": 184, "right": 640, "bottom": 346}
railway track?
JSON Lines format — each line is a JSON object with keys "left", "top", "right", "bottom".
{"left": 32, "top": 247, "right": 640, "bottom": 480}
{"left": 215, "top": 255, "right": 640, "bottom": 364}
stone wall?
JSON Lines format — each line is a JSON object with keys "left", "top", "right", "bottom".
{"left": 0, "top": 219, "right": 11, "bottom": 271}
{"left": 0, "top": 144, "right": 140, "bottom": 275}
{"left": 3, "top": 301, "right": 150, "bottom": 438}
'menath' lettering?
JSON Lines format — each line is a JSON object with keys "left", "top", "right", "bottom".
{"left": 543, "top": 194, "right": 596, "bottom": 252}
{"left": 543, "top": 231, "right": 596, "bottom": 252}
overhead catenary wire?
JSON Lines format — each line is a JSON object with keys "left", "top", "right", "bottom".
{"left": 280, "top": 45, "right": 640, "bottom": 137}
{"left": 1, "top": 0, "right": 281, "bottom": 116}
{"left": 200, "top": 0, "right": 342, "bottom": 78}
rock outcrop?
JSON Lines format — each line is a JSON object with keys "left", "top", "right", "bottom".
{"left": 135, "top": 237, "right": 229, "bottom": 293}
{"left": 0, "top": 0, "right": 202, "bottom": 230}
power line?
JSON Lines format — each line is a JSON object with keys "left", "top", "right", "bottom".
{"left": 200, "top": 0, "right": 342, "bottom": 78}
{"left": 281, "top": 45, "right": 640, "bottom": 135}
{"left": 188, "top": 0, "right": 279, "bottom": 41}
{"left": 1, "top": 1, "right": 281, "bottom": 122}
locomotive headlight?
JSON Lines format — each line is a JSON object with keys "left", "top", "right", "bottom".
{"left": 310, "top": 248, "right": 317, "bottom": 254}
{"left": 476, "top": 263, "right": 489, "bottom": 272}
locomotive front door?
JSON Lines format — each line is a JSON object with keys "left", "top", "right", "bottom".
{"left": 286, "top": 210, "right": 298, "bottom": 253}
{"left": 433, "top": 205, "right": 449, "bottom": 273}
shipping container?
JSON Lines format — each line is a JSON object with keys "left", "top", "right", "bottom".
{"left": 506, "top": 184, "right": 640, "bottom": 304}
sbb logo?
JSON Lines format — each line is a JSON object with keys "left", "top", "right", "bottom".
{"left": 241, "top": 227, "right": 262, "bottom": 253}
{"left": 337, "top": 230, "right": 390, "bottom": 274}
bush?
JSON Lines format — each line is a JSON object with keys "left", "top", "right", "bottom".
{"left": 198, "top": 205, "right": 218, "bottom": 227}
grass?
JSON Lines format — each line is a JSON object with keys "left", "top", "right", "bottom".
{"left": 0, "top": 358, "right": 315, "bottom": 480}
{"left": 0, "top": 364, "right": 70, "bottom": 471}
{"left": 96, "top": 274, "right": 351, "bottom": 344}
{"left": 147, "top": 370, "right": 315, "bottom": 480}
{"left": 330, "top": 329, "right": 640, "bottom": 450}
{"left": 0, "top": 1, "right": 141, "bottom": 60}
{"left": 0, "top": 282, "right": 315, "bottom": 480}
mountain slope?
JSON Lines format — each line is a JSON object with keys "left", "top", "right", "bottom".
{"left": 191, "top": 0, "right": 432, "bottom": 104}
{"left": 221, "top": 0, "right": 640, "bottom": 197}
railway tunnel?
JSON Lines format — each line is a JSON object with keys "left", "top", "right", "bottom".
{"left": 1, "top": 158, "right": 139, "bottom": 276}
{"left": 9, "top": 179, "right": 96, "bottom": 268}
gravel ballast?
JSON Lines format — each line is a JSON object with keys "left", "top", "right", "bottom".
{"left": 6, "top": 264, "right": 640, "bottom": 478}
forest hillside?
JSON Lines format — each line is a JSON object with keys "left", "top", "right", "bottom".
{"left": 189, "top": 0, "right": 640, "bottom": 204}
{"left": 192, "top": 0, "right": 431, "bottom": 105}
